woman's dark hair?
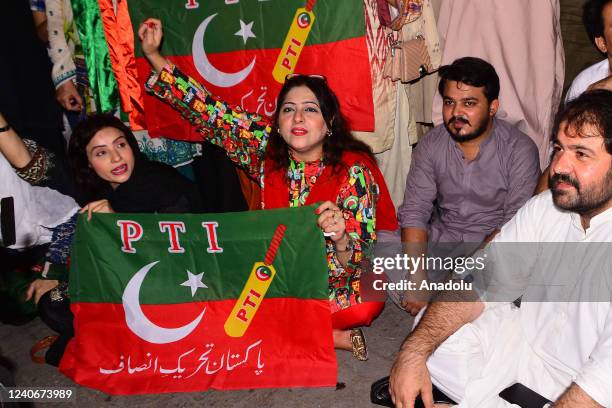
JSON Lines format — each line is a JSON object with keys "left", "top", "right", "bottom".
{"left": 68, "top": 114, "right": 141, "bottom": 201}
{"left": 265, "top": 75, "right": 373, "bottom": 172}
{"left": 437, "top": 57, "right": 500, "bottom": 103}
{"left": 583, "top": 0, "right": 612, "bottom": 48}
{"left": 552, "top": 89, "right": 612, "bottom": 154}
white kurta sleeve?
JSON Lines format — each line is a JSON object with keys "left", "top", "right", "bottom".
{"left": 574, "top": 305, "right": 612, "bottom": 406}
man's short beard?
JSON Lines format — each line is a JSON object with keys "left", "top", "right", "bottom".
{"left": 445, "top": 116, "right": 491, "bottom": 142}
{"left": 550, "top": 168, "right": 612, "bottom": 215}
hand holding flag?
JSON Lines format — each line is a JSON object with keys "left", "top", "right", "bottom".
{"left": 316, "top": 201, "right": 349, "bottom": 249}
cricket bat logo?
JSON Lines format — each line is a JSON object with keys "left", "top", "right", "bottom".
{"left": 272, "top": 1, "right": 317, "bottom": 83}
{"left": 224, "top": 225, "right": 287, "bottom": 337}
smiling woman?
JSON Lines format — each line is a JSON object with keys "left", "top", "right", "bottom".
{"left": 139, "top": 18, "right": 399, "bottom": 360}
{"left": 275, "top": 86, "right": 328, "bottom": 162}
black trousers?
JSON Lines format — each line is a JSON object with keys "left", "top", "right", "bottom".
{"left": 37, "top": 292, "right": 73, "bottom": 367}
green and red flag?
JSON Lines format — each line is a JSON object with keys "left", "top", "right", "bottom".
{"left": 60, "top": 206, "right": 336, "bottom": 395}
{"left": 127, "top": 0, "right": 374, "bottom": 141}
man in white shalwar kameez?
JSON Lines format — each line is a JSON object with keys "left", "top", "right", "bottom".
{"left": 388, "top": 90, "right": 612, "bottom": 407}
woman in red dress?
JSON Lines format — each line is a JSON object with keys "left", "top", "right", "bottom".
{"left": 138, "top": 19, "right": 398, "bottom": 360}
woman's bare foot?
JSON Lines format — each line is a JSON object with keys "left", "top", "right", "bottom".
{"left": 332, "top": 329, "right": 351, "bottom": 350}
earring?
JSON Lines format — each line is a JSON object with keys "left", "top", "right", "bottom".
{"left": 277, "top": 128, "right": 281, "bottom": 134}
{"left": 326, "top": 129, "right": 333, "bottom": 137}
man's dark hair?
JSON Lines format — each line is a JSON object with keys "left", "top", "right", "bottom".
{"left": 583, "top": 0, "right": 612, "bottom": 47}
{"left": 437, "top": 57, "right": 500, "bottom": 102}
{"left": 552, "top": 90, "right": 612, "bottom": 154}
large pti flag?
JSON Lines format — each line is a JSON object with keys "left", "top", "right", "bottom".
{"left": 60, "top": 206, "right": 336, "bottom": 395}
{"left": 127, "top": 0, "right": 375, "bottom": 141}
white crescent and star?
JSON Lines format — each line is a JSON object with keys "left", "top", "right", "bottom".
{"left": 122, "top": 261, "right": 207, "bottom": 344}
{"left": 192, "top": 13, "right": 256, "bottom": 88}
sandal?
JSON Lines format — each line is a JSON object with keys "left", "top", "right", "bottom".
{"left": 30, "top": 335, "right": 58, "bottom": 364}
{"left": 350, "top": 328, "right": 368, "bottom": 361}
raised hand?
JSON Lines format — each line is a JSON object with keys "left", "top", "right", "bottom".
{"left": 138, "top": 18, "right": 168, "bottom": 71}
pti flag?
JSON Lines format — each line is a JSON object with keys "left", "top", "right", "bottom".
{"left": 60, "top": 206, "right": 336, "bottom": 395}
{"left": 128, "top": 0, "right": 375, "bottom": 141}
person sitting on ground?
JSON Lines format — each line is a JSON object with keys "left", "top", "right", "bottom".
{"left": 396, "top": 57, "right": 540, "bottom": 314}
{"left": 138, "top": 18, "right": 398, "bottom": 361}
{"left": 566, "top": 0, "right": 612, "bottom": 101}
{"left": 29, "top": 113, "right": 202, "bottom": 366}
{"left": 0, "top": 111, "right": 78, "bottom": 299}
{"left": 0, "top": 112, "right": 79, "bottom": 342}
{"left": 389, "top": 89, "right": 612, "bottom": 408}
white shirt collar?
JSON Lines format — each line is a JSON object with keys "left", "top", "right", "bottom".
{"left": 568, "top": 205, "right": 612, "bottom": 234}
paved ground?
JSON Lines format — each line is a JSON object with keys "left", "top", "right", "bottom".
{"left": 0, "top": 299, "right": 413, "bottom": 408}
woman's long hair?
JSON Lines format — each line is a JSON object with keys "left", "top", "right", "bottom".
{"left": 265, "top": 75, "right": 374, "bottom": 173}
{"left": 68, "top": 114, "right": 141, "bottom": 202}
